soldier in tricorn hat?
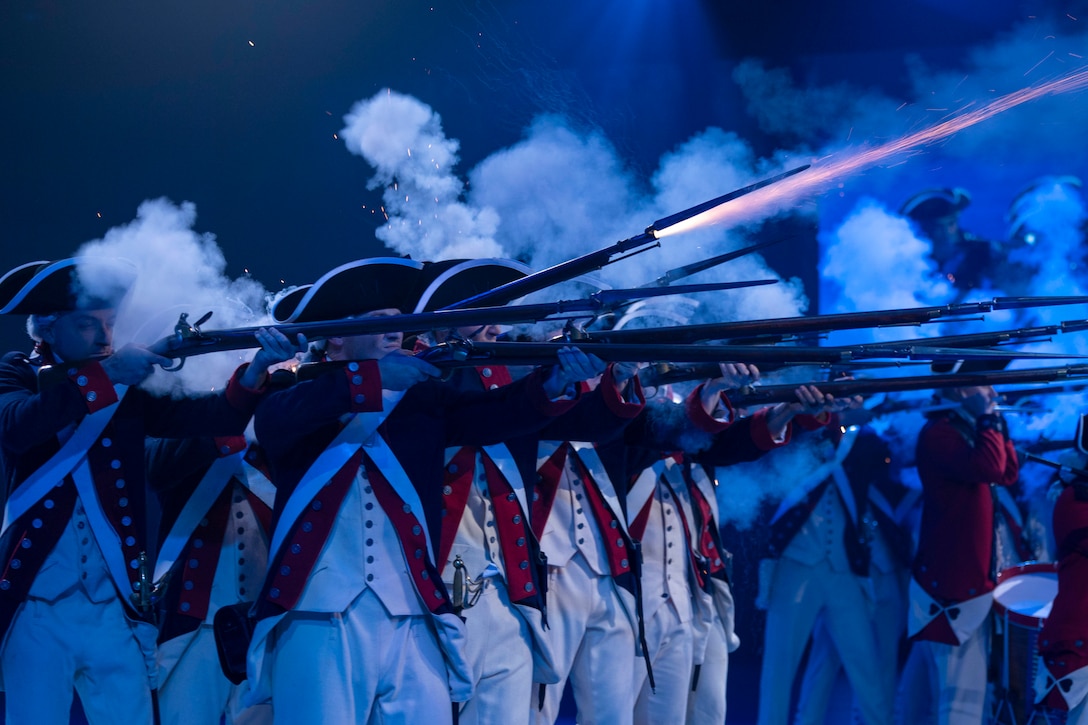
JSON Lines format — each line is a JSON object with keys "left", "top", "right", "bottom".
{"left": 901, "top": 187, "right": 997, "bottom": 297}
{"left": 245, "top": 257, "right": 603, "bottom": 724}
{"left": 0, "top": 257, "right": 299, "bottom": 725}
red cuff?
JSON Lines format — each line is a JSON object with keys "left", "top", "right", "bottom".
{"left": 528, "top": 368, "right": 580, "bottom": 416}
{"left": 343, "top": 360, "right": 383, "bottom": 412}
{"left": 213, "top": 436, "right": 248, "bottom": 457}
{"left": 686, "top": 383, "right": 733, "bottom": 434}
{"left": 67, "top": 360, "right": 118, "bottom": 413}
{"left": 225, "top": 363, "right": 266, "bottom": 412}
{"left": 600, "top": 365, "right": 644, "bottom": 419}
{"left": 750, "top": 407, "right": 790, "bottom": 450}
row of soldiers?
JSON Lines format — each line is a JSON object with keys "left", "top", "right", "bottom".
{"left": 746, "top": 376, "right": 1088, "bottom": 725}
{"left": 0, "top": 253, "right": 1086, "bottom": 725}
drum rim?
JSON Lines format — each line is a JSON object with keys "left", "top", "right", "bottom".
{"left": 993, "top": 561, "right": 1058, "bottom": 627}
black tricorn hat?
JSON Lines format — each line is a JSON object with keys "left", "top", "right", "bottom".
{"left": 900, "top": 187, "right": 972, "bottom": 220}
{"left": 0, "top": 257, "right": 137, "bottom": 315}
{"left": 271, "top": 257, "right": 424, "bottom": 323}
{"left": 413, "top": 258, "right": 531, "bottom": 313}
{"left": 930, "top": 358, "right": 1012, "bottom": 375}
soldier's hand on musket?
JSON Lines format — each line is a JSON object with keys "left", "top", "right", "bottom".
{"left": 101, "top": 344, "right": 173, "bottom": 385}
{"left": 611, "top": 361, "right": 643, "bottom": 385}
{"left": 711, "top": 362, "right": 760, "bottom": 392}
{"left": 792, "top": 384, "right": 862, "bottom": 416}
{"left": 792, "top": 384, "right": 828, "bottom": 414}
{"left": 609, "top": 361, "right": 646, "bottom": 400}
{"left": 765, "top": 384, "right": 862, "bottom": 438}
{"left": 543, "top": 346, "right": 607, "bottom": 399}
{"left": 378, "top": 349, "right": 441, "bottom": 390}
{"left": 242, "top": 328, "right": 309, "bottom": 389}
{"left": 699, "top": 363, "right": 759, "bottom": 417}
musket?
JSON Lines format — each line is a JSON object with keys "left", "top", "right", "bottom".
{"left": 415, "top": 340, "right": 1078, "bottom": 368}
{"left": 1026, "top": 438, "right": 1077, "bottom": 454}
{"left": 836, "top": 381, "right": 1088, "bottom": 425}
{"left": 441, "top": 165, "right": 811, "bottom": 310}
{"left": 724, "top": 364, "right": 1088, "bottom": 407}
{"left": 639, "top": 237, "right": 791, "bottom": 288}
{"left": 1017, "top": 450, "right": 1088, "bottom": 492}
{"left": 578, "top": 297, "right": 1088, "bottom": 345}
{"left": 636, "top": 360, "right": 933, "bottom": 388}
{"left": 851, "top": 325, "right": 1061, "bottom": 352}
{"left": 997, "top": 382, "right": 1088, "bottom": 404}
{"left": 148, "top": 279, "right": 774, "bottom": 368}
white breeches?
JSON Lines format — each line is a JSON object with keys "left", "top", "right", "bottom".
{"left": 687, "top": 616, "right": 729, "bottom": 724}
{"left": 267, "top": 588, "right": 452, "bottom": 725}
{"left": 533, "top": 553, "right": 637, "bottom": 725}
{"left": 158, "top": 624, "right": 272, "bottom": 725}
{"left": 1, "top": 591, "right": 154, "bottom": 725}
{"left": 458, "top": 579, "right": 534, "bottom": 725}
{"left": 633, "top": 602, "right": 694, "bottom": 725}
{"left": 756, "top": 558, "right": 890, "bottom": 725}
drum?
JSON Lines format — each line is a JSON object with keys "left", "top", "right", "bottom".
{"left": 991, "top": 562, "right": 1059, "bottom": 725}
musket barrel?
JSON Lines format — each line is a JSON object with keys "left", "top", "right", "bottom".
{"left": 442, "top": 166, "right": 811, "bottom": 311}
{"left": 583, "top": 304, "right": 983, "bottom": 345}
{"left": 421, "top": 341, "right": 856, "bottom": 366}
{"left": 151, "top": 300, "right": 615, "bottom": 360}
{"left": 649, "top": 165, "right": 810, "bottom": 231}
{"left": 150, "top": 281, "right": 778, "bottom": 362}
{"left": 992, "top": 296, "right": 1088, "bottom": 310}
{"left": 642, "top": 238, "right": 789, "bottom": 288}
{"left": 419, "top": 341, "right": 1069, "bottom": 367}
{"left": 854, "top": 325, "right": 1060, "bottom": 352}
{"left": 726, "top": 365, "right": 1088, "bottom": 406}
{"left": 441, "top": 232, "right": 657, "bottom": 311}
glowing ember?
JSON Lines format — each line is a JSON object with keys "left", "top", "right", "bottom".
{"left": 655, "top": 66, "right": 1088, "bottom": 239}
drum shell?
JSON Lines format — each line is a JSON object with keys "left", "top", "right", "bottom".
{"left": 991, "top": 562, "right": 1059, "bottom": 725}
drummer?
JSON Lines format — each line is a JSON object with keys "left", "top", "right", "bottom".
{"left": 906, "top": 361, "right": 1019, "bottom": 724}
{"left": 1033, "top": 416, "right": 1088, "bottom": 723}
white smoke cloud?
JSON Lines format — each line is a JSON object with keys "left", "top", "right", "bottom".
{"left": 340, "top": 95, "right": 812, "bottom": 332}
{"left": 77, "top": 198, "right": 274, "bottom": 397}
{"left": 340, "top": 90, "right": 504, "bottom": 260}
{"left": 715, "top": 434, "right": 828, "bottom": 530}
{"left": 468, "top": 116, "right": 639, "bottom": 268}
{"left": 822, "top": 199, "right": 953, "bottom": 313}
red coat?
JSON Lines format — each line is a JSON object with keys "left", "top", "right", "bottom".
{"left": 912, "top": 411, "right": 1019, "bottom": 607}
{"left": 1038, "top": 485, "right": 1088, "bottom": 680}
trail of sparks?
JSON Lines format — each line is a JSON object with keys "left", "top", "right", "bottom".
{"left": 656, "top": 66, "right": 1088, "bottom": 239}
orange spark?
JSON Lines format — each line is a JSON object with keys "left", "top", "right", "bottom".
{"left": 655, "top": 66, "right": 1088, "bottom": 239}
